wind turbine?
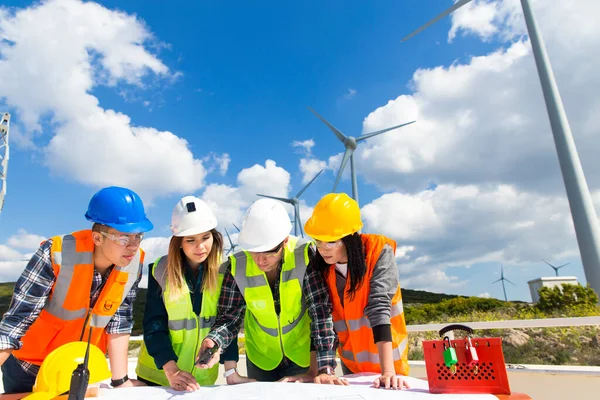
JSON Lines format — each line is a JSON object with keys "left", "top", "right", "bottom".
{"left": 542, "top": 260, "right": 570, "bottom": 277}
{"left": 257, "top": 169, "right": 323, "bottom": 238}
{"left": 224, "top": 228, "right": 238, "bottom": 256}
{"left": 308, "top": 107, "right": 415, "bottom": 206}
{"left": 401, "top": 0, "right": 600, "bottom": 308}
{"left": 0, "top": 112, "right": 10, "bottom": 213}
{"left": 232, "top": 223, "right": 240, "bottom": 232}
{"left": 492, "top": 265, "right": 515, "bottom": 302}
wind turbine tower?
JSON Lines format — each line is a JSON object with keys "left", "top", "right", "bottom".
{"left": 0, "top": 113, "right": 10, "bottom": 213}
{"left": 224, "top": 228, "right": 239, "bottom": 256}
{"left": 257, "top": 169, "right": 323, "bottom": 238}
{"left": 401, "top": 0, "right": 600, "bottom": 310}
{"left": 542, "top": 260, "right": 570, "bottom": 277}
{"left": 492, "top": 265, "right": 516, "bottom": 302}
{"left": 308, "top": 107, "right": 415, "bottom": 206}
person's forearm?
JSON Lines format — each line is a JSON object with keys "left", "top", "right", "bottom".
{"left": 223, "top": 360, "right": 238, "bottom": 370}
{"left": 376, "top": 341, "right": 395, "bottom": 374}
{"left": 107, "top": 333, "right": 130, "bottom": 379}
{"left": 307, "top": 351, "right": 318, "bottom": 377}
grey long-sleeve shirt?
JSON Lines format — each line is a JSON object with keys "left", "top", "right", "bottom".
{"left": 335, "top": 244, "right": 400, "bottom": 342}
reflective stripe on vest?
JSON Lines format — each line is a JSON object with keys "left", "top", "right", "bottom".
{"left": 333, "top": 301, "right": 404, "bottom": 333}
{"left": 14, "top": 230, "right": 144, "bottom": 366}
{"left": 340, "top": 337, "right": 408, "bottom": 364}
{"left": 135, "top": 255, "right": 221, "bottom": 386}
{"left": 232, "top": 241, "right": 309, "bottom": 337}
{"left": 231, "top": 236, "right": 312, "bottom": 370}
{"left": 45, "top": 233, "right": 141, "bottom": 326}
{"left": 327, "top": 234, "right": 410, "bottom": 376}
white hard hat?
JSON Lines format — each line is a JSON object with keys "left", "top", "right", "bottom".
{"left": 237, "top": 198, "right": 292, "bottom": 252}
{"left": 171, "top": 196, "right": 218, "bottom": 237}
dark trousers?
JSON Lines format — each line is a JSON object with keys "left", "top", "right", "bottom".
{"left": 246, "top": 356, "right": 308, "bottom": 382}
{"left": 1, "top": 355, "right": 37, "bottom": 394}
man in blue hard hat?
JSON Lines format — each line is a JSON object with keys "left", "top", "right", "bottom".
{"left": 0, "top": 186, "right": 154, "bottom": 394}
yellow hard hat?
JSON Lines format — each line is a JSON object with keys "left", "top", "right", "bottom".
{"left": 23, "top": 341, "right": 111, "bottom": 399}
{"left": 304, "top": 193, "right": 363, "bottom": 242}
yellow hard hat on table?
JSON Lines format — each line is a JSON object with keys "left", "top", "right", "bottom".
{"left": 22, "top": 341, "right": 111, "bottom": 399}
{"left": 304, "top": 193, "right": 363, "bottom": 242}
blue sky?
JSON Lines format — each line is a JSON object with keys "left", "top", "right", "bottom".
{"left": 1, "top": 0, "right": 599, "bottom": 302}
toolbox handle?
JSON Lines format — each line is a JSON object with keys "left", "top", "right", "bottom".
{"left": 438, "top": 324, "right": 475, "bottom": 338}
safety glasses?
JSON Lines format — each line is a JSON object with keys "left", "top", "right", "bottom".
{"left": 314, "top": 239, "right": 343, "bottom": 250}
{"left": 100, "top": 231, "right": 144, "bottom": 247}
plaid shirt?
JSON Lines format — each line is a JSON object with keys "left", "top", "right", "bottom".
{"left": 207, "top": 245, "right": 338, "bottom": 371}
{"left": 0, "top": 239, "right": 141, "bottom": 377}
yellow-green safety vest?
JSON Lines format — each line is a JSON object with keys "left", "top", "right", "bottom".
{"left": 136, "top": 256, "right": 222, "bottom": 386}
{"left": 231, "top": 236, "right": 312, "bottom": 371}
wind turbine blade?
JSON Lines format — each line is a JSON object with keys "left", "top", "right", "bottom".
{"left": 333, "top": 148, "right": 353, "bottom": 192}
{"left": 356, "top": 121, "right": 416, "bottom": 142}
{"left": 295, "top": 169, "right": 323, "bottom": 198}
{"left": 307, "top": 106, "right": 347, "bottom": 144}
{"left": 505, "top": 279, "right": 516, "bottom": 286}
{"left": 232, "top": 223, "right": 240, "bottom": 232}
{"left": 401, "top": 0, "right": 474, "bottom": 42}
{"left": 294, "top": 203, "right": 303, "bottom": 238}
{"left": 225, "top": 228, "right": 234, "bottom": 247}
{"left": 256, "top": 194, "right": 293, "bottom": 204}
{"left": 541, "top": 259, "right": 556, "bottom": 268}
{"left": 556, "top": 263, "right": 570, "bottom": 269}
{"left": 492, "top": 278, "right": 502, "bottom": 284}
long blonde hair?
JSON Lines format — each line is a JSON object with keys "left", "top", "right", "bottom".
{"left": 165, "top": 229, "right": 224, "bottom": 301}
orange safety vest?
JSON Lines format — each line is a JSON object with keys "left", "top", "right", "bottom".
{"left": 14, "top": 230, "right": 144, "bottom": 366}
{"left": 326, "top": 234, "right": 409, "bottom": 375}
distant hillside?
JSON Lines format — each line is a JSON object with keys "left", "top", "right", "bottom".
{"left": 0, "top": 282, "right": 460, "bottom": 336}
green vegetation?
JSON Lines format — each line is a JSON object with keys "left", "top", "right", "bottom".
{"left": 404, "top": 284, "right": 600, "bottom": 325}
{"left": 3, "top": 281, "right": 599, "bottom": 365}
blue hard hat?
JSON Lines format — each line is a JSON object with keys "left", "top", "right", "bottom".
{"left": 85, "top": 186, "right": 154, "bottom": 233}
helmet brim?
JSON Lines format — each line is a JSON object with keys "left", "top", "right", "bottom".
{"left": 173, "top": 223, "right": 217, "bottom": 237}
{"left": 103, "top": 218, "right": 154, "bottom": 234}
{"left": 238, "top": 236, "right": 288, "bottom": 252}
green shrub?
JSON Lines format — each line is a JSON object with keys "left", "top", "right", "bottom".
{"left": 537, "top": 283, "right": 598, "bottom": 313}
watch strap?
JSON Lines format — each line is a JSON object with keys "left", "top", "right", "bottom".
{"left": 223, "top": 368, "right": 237, "bottom": 378}
{"left": 111, "top": 375, "right": 129, "bottom": 387}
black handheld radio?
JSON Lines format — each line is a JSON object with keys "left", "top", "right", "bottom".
{"left": 196, "top": 345, "right": 219, "bottom": 365}
{"left": 67, "top": 325, "right": 92, "bottom": 400}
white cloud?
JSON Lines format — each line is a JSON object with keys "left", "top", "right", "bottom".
{"left": 0, "top": 245, "right": 22, "bottom": 261}
{"left": 351, "top": 0, "right": 600, "bottom": 295}
{"left": 299, "top": 158, "right": 327, "bottom": 185}
{"left": 6, "top": 229, "right": 46, "bottom": 250}
{"left": 357, "top": 0, "right": 600, "bottom": 196}
{"left": 292, "top": 139, "right": 315, "bottom": 156}
{"left": 202, "top": 160, "right": 292, "bottom": 230}
{"left": 478, "top": 292, "right": 491, "bottom": 298}
{"left": 203, "top": 152, "right": 231, "bottom": 176}
{"left": 362, "top": 184, "right": 589, "bottom": 292}
{"left": 0, "top": 230, "right": 47, "bottom": 282}
{"left": 344, "top": 88, "right": 357, "bottom": 99}
{"left": 0, "top": 0, "right": 208, "bottom": 199}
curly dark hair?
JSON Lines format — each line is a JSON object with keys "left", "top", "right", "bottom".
{"left": 314, "top": 233, "right": 367, "bottom": 301}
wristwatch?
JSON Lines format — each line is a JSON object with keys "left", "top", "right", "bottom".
{"left": 223, "top": 368, "right": 237, "bottom": 378}
{"left": 317, "top": 366, "right": 335, "bottom": 376}
{"left": 111, "top": 375, "right": 129, "bottom": 387}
